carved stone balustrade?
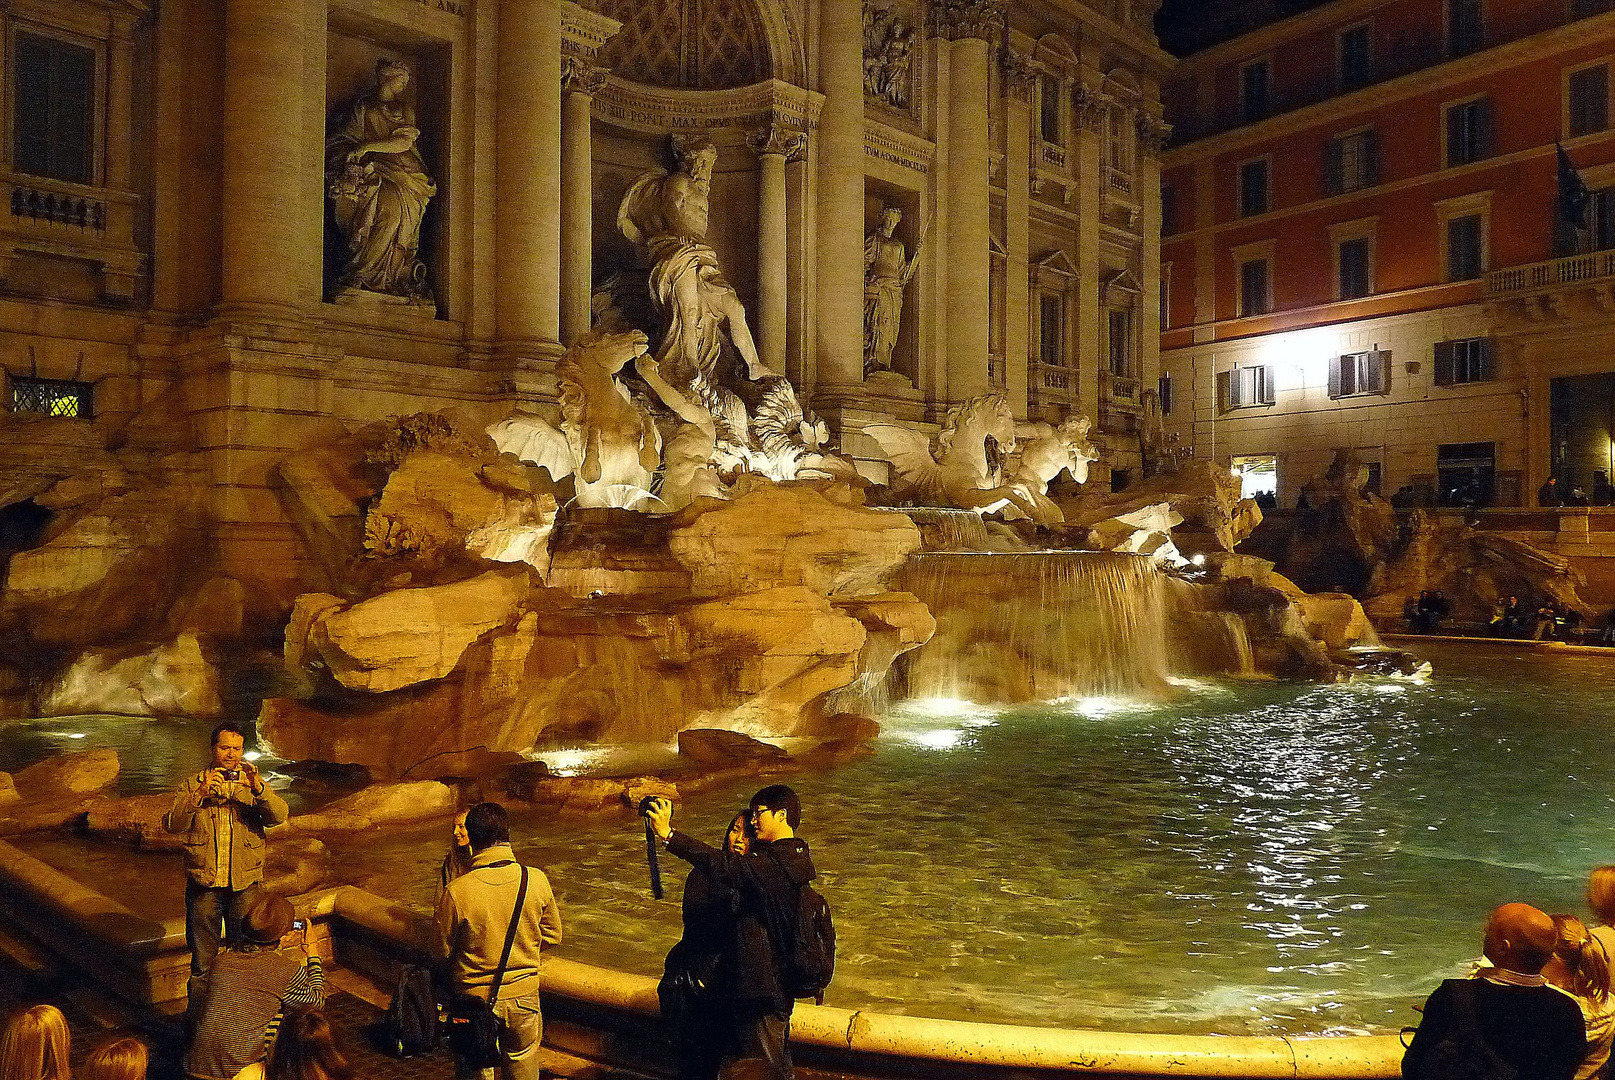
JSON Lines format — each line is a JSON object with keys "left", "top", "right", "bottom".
{"left": 0, "top": 172, "right": 143, "bottom": 302}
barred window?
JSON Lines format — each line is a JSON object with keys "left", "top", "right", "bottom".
{"left": 10, "top": 376, "right": 91, "bottom": 418}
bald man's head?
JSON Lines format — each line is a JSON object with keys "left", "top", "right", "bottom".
{"left": 1483, "top": 903, "right": 1558, "bottom": 974}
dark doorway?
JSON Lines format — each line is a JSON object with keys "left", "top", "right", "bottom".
{"left": 1550, "top": 374, "right": 1615, "bottom": 493}
{"left": 1436, "top": 442, "right": 1495, "bottom": 507}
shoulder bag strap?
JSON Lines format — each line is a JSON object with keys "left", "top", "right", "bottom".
{"left": 487, "top": 865, "right": 529, "bottom": 1008}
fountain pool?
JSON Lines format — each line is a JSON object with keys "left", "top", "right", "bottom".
{"left": 6, "top": 640, "right": 1615, "bottom": 1037}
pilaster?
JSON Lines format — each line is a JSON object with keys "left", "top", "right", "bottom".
{"left": 814, "top": 0, "right": 868, "bottom": 403}
{"left": 1002, "top": 50, "right": 1035, "bottom": 420}
{"left": 1073, "top": 83, "right": 1106, "bottom": 429}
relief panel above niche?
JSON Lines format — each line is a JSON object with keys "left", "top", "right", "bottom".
{"left": 594, "top": 0, "right": 772, "bottom": 90}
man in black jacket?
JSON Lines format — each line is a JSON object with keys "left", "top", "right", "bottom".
{"left": 1401, "top": 902, "right": 1586, "bottom": 1080}
{"left": 646, "top": 785, "right": 815, "bottom": 1080}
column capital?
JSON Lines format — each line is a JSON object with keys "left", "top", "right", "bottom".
{"left": 1136, "top": 112, "right": 1172, "bottom": 155}
{"left": 933, "top": 0, "right": 1005, "bottom": 43}
{"left": 1074, "top": 85, "right": 1110, "bottom": 134}
{"left": 1001, "top": 49, "right": 1037, "bottom": 103}
{"left": 561, "top": 56, "right": 610, "bottom": 96}
{"left": 748, "top": 121, "right": 808, "bottom": 162}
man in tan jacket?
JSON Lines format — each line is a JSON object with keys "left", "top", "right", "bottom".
{"left": 164, "top": 721, "right": 289, "bottom": 1015}
{"left": 435, "top": 801, "right": 562, "bottom": 1080}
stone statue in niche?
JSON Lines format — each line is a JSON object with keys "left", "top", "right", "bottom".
{"left": 488, "top": 330, "right": 665, "bottom": 510}
{"left": 863, "top": 205, "right": 927, "bottom": 377}
{"left": 607, "top": 137, "right": 851, "bottom": 484}
{"left": 863, "top": 5, "right": 914, "bottom": 110}
{"left": 325, "top": 58, "right": 437, "bottom": 306}
{"left": 867, "top": 394, "right": 1042, "bottom": 517}
{"left": 1004, "top": 415, "right": 1099, "bottom": 526}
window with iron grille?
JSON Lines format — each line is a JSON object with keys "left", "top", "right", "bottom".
{"left": 13, "top": 32, "right": 95, "bottom": 185}
{"left": 9, "top": 376, "right": 92, "bottom": 418}
{"left": 1569, "top": 65, "right": 1610, "bottom": 138}
{"left": 1329, "top": 350, "right": 1391, "bottom": 398}
{"left": 1434, "top": 338, "right": 1496, "bottom": 385}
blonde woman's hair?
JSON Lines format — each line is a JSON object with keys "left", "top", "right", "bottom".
{"left": 1589, "top": 865, "right": 1615, "bottom": 926}
{"left": 81, "top": 1037, "right": 146, "bottom": 1080}
{"left": 0, "top": 1004, "right": 71, "bottom": 1080}
{"left": 1553, "top": 913, "right": 1612, "bottom": 1004}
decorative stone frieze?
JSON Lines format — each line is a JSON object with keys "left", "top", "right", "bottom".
{"left": 864, "top": 4, "right": 916, "bottom": 110}
{"left": 561, "top": 2, "right": 624, "bottom": 63}
{"left": 864, "top": 121, "right": 936, "bottom": 175}
{"left": 594, "top": 78, "right": 822, "bottom": 137}
{"left": 932, "top": 0, "right": 1005, "bottom": 42}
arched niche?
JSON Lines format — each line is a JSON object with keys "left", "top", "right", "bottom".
{"left": 592, "top": 0, "right": 804, "bottom": 90}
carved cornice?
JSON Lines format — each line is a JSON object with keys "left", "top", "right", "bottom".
{"left": 561, "top": 57, "right": 611, "bottom": 97}
{"left": 594, "top": 78, "right": 825, "bottom": 138}
{"left": 864, "top": 118, "right": 936, "bottom": 175}
{"left": 1001, "top": 49, "right": 1037, "bottom": 104}
{"left": 561, "top": 1, "right": 622, "bottom": 60}
{"left": 933, "top": 0, "right": 1005, "bottom": 43}
{"left": 748, "top": 122, "right": 808, "bottom": 161}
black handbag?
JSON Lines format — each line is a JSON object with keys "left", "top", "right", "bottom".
{"left": 447, "top": 862, "right": 529, "bottom": 1070}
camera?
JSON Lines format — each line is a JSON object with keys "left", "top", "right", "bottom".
{"left": 638, "top": 795, "right": 660, "bottom": 816}
{"left": 292, "top": 919, "right": 306, "bottom": 932}
{"left": 219, "top": 768, "right": 241, "bottom": 781}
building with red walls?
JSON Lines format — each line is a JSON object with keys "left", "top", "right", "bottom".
{"left": 1159, "top": 0, "right": 1615, "bottom": 508}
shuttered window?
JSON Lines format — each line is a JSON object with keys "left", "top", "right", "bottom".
{"left": 1328, "top": 350, "right": 1392, "bottom": 398}
{"left": 1220, "top": 365, "right": 1275, "bottom": 411}
{"left": 1433, "top": 338, "right": 1496, "bottom": 385}
{"left": 1445, "top": 98, "right": 1494, "bottom": 167}
{"left": 13, "top": 32, "right": 94, "bottom": 184}
{"left": 1325, "top": 129, "right": 1380, "bottom": 195}
{"left": 1569, "top": 66, "right": 1610, "bottom": 139}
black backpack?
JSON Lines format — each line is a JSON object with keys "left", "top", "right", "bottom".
{"left": 786, "top": 882, "right": 836, "bottom": 1005}
{"left": 1404, "top": 981, "right": 1518, "bottom": 1080}
{"left": 384, "top": 965, "right": 439, "bottom": 1058}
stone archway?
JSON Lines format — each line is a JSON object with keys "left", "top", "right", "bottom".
{"left": 595, "top": 0, "right": 776, "bottom": 89}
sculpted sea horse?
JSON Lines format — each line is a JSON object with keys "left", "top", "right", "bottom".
{"left": 866, "top": 393, "right": 1041, "bottom": 518}
{"left": 1004, "top": 415, "right": 1100, "bottom": 526}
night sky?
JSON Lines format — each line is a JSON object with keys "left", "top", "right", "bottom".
{"left": 1155, "top": 0, "right": 1336, "bottom": 57}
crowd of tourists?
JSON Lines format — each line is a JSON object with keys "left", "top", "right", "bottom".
{"left": 0, "top": 720, "right": 824, "bottom": 1080}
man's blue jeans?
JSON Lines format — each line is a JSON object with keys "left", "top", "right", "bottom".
{"left": 184, "top": 880, "right": 258, "bottom": 1014}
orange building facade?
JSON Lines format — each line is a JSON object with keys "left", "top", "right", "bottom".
{"left": 1159, "top": 0, "right": 1615, "bottom": 508}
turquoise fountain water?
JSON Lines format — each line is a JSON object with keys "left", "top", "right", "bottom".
{"left": 6, "top": 641, "right": 1614, "bottom": 1036}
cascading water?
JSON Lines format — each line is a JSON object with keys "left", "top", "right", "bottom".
{"left": 896, "top": 551, "right": 1171, "bottom": 702}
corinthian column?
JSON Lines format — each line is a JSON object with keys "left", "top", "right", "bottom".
{"left": 1002, "top": 51, "right": 1036, "bottom": 418}
{"left": 750, "top": 123, "right": 806, "bottom": 375}
{"left": 220, "top": 0, "right": 308, "bottom": 313}
{"left": 560, "top": 58, "right": 608, "bottom": 345}
{"left": 815, "top": 0, "right": 867, "bottom": 388}
{"left": 497, "top": 0, "right": 564, "bottom": 355}
{"left": 937, "top": 0, "right": 1003, "bottom": 401}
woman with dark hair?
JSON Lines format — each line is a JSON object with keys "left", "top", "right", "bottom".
{"left": 1544, "top": 913, "right": 1615, "bottom": 1080}
{"left": 264, "top": 1010, "right": 350, "bottom": 1080}
{"left": 438, "top": 809, "right": 473, "bottom": 900}
{"left": 660, "top": 810, "right": 751, "bottom": 1080}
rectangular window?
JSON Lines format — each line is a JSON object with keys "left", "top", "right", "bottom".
{"left": 1040, "top": 74, "right": 1062, "bottom": 144}
{"left": 1339, "top": 25, "right": 1373, "bottom": 91}
{"left": 1239, "top": 159, "right": 1270, "bottom": 217}
{"left": 1448, "top": 0, "right": 1484, "bottom": 57}
{"left": 1434, "top": 338, "right": 1497, "bottom": 385}
{"left": 1445, "top": 98, "right": 1493, "bottom": 167}
{"left": 1162, "top": 185, "right": 1178, "bottom": 235}
{"left": 1594, "top": 189, "right": 1615, "bottom": 251}
{"left": 1326, "top": 129, "right": 1380, "bottom": 195}
{"left": 13, "top": 32, "right": 95, "bottom": 185}
{"left": 1159, "top": 373, "right": 1173, "bottom": 415}
{"left": 1108, "top": 309, "right": 1132, "bottom": 376}
{"left": 9, "top": 376, "right": 92, "bottom": 418}
{"left": 1569, "top": 65, "right": 1610, "bottom": 138}
{"left": 1222, "top": 365, "right": 1275, "bottom": 409}
{"left": 1240, "top": 60, "right": 1271, "bottom": 124}
{"left": 1039, "top": 293, "right": 1064, "bottom": 365}
{"left": 1239, "top": 257, "right": 1271, "bottom": 316}
{"left": 1329, "top": 350, "right": 1391, "bottom": 398}
{"left": 1448, "top": 214, "right": 1485, "bottom": 279}
{"left": 1338, "top": 237, "right": 1372, "bottom": 299}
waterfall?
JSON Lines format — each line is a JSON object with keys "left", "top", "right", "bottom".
{"left": 896, "top": 551, "right": 1171, "bottom": 703}
{"left": 901, "top": 508, "right": 998, "bottom": 551}
{"left": 1219, "top": 613, "right": 1256, "bottom": 677}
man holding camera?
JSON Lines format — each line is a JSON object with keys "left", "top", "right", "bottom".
{"left": 165, "top": 721, "right": 289, "bottom": 1015}
{"left": 646, "top": 785, "right": 817, "bottom": 1080}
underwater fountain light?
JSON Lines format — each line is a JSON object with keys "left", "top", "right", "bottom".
{"left": 1191, "top": 553, "right": 1206, "bottom": 567}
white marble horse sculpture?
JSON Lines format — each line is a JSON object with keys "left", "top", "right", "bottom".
{"left": 866, "top": 393, "right": 1041, "bottom": 517}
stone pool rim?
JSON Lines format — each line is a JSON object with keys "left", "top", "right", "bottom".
{"left": 0, "top": 837, "right": 1403, "bottom": 1079}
